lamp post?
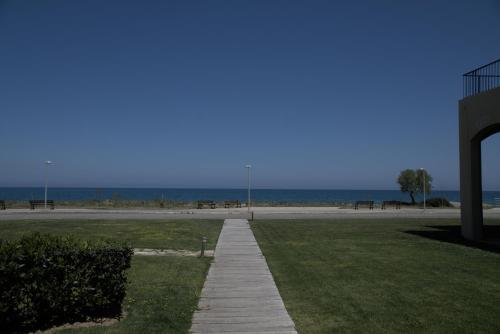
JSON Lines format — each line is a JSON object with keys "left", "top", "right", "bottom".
{"left": 44, "top": 161, "right": 53, "bottom": 209}
{"left": 420, "top": 168, "right": 426, "bottom": 211}
{"left": 245, "top": 165, "right": 252, "bottom": 213}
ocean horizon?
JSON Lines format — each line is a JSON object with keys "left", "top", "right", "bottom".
{"left": 1, "top": 187, "right": 500, "bottom": 204}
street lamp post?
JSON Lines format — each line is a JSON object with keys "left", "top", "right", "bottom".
{"left": 420, "top": 168, "right": 426, "bottom": 211}
{"left": 245, "top": 165, "right": 252, "bottom": 214}
{"left": 44, "top": 161, "right": 53, "bottom": 209}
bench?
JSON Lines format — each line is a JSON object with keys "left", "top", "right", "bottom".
{"left": 30, "top": 200, "right": 55, "bottom": 210}
{"left": 354, "top": 200, "right": 374, "bottom": 210}
{"left": 381, "top": 200, "right": 401, "bottom": 210}
{"left": 224, "top": 200, "right": 242, "bottom": 208}
{"left": 197, "top": 200, "right": 216, "bottom": 209}
{"left": 0, "top": 200, "right": 5, "bottom": 210}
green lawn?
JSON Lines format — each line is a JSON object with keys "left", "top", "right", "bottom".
{"left": 252, "top": 219, "right": 500, "bottom": 334}
{"left": 0, "top": 219, "right": 223, "bottom": 333}
{"left": 56, "top": 256, "right": 211, "bottom": 334}
{"left": 0, "top": 219, "right": 222, "bottom": 250}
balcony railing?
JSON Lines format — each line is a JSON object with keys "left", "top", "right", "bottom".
{"left": 463, "top": 58, "right": 500, "bottom": 97}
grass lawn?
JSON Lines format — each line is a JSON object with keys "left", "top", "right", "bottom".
{"left": 55, "top": 256, "right": 211, "bottom": 334}
{"left": 0, "top": 219, "right": 223, "bottom": 333}
{"left": 252, "top": 219, "right": 500, "bottom": 334}
{"left": 0, "top": 219, "right": 222, "bottom": 250}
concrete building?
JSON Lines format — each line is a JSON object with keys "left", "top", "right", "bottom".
{"left": 459, "top": 59, "right": 500, "bottom": 241}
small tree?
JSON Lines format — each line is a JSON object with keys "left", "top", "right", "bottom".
{"left": 397, "top": 169, "right": 433, "bottom": 204}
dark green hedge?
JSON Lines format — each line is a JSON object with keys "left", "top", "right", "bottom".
{"left": 419, "top": 197, "right": 452, "bottom": 207}
{"left": 0, "top": 233, "right": 133, "bottom": 333}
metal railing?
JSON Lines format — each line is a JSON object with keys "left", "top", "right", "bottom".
{"left": 463, "top": 58, "right": 500, "bottom": 97}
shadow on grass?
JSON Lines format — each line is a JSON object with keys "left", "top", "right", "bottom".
{"left": 405, "top": 225, "right": 500, "bottom": 255}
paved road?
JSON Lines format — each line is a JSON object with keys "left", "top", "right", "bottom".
{"left": 190, "top": 219, "right": 297, "bottom": 334}
{"left": 2, "top": 207, "right": 500, "bottom": 220}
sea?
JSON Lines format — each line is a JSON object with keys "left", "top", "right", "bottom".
{"left": 1, "top": 187, "right": 500, "bottom": 205}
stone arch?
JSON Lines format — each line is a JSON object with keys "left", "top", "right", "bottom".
{"left": 459, "top": 87, "right": 500, "bottom": 241}
{"left": 472, "top": 122, "right": 500, "bottom": 144}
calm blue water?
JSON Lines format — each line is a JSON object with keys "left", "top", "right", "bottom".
{"left": 1, "top": 187, "right": 499, "bottom": 204}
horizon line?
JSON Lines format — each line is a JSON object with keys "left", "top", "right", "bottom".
{"left": 0, "top": 185, "right": 471, "bottom": 192}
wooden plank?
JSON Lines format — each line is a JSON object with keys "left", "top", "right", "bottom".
{"left": 190, "top": 219, "right": 297, "bottom": 334}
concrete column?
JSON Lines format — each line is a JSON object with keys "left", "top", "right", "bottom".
{"left": 459, "top": 136, "right": 483, "bottom": 240}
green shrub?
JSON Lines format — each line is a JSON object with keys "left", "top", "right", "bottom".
{"left": 420, "top": 197, "right": 452, "bottom": 207}
{"left": 0, "top": 233, "right": 133, "bottom": 333}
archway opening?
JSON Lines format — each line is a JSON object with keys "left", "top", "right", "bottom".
{"left": 481, "top": 133, "right": 500, "bottom": 242}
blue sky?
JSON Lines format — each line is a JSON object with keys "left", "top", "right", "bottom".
{"left": 1, "top": 0, "right": 500, "bottom": 189}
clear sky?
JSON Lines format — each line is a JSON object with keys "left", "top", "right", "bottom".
{"left": 1, "top": 0, "right": 500, "bottom": 189}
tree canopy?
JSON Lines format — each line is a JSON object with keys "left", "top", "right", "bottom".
{"left": 397, "top": 169, "right": 433, "bottom": 204}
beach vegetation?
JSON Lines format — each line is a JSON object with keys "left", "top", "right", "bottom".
{"left": 420, "top": 197, "right": 452, "bottom": 207}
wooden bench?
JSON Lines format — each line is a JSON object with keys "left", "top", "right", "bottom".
{"left": 381, "top": 200, "right": 401, "bottom": 210}
{"left": 354, "top": 200, "right": 374, "bottom": 210}
{"left": 197, "top": 200, "right": 216, "bottom": 209}
{"left": 30, "top": 200, "right": 55, "bottom": 210}
{"left": 224, "top": 200, "right": 242, "bottom": 208}
{"left": 0, "top": 200, "right": 5, "bottom": 210}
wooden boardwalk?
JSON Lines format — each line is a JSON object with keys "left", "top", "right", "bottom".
{"left": 191, "top": 219, "right": 297, "bottom": 334}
